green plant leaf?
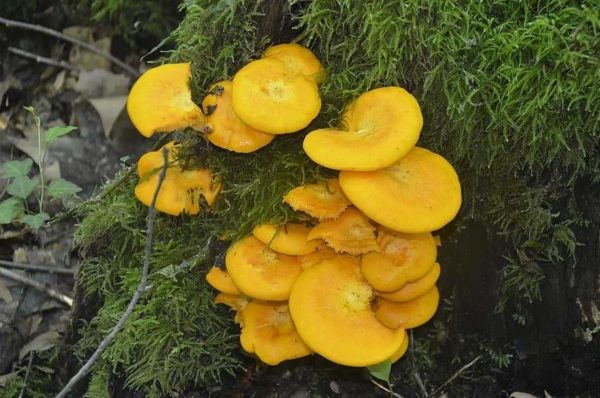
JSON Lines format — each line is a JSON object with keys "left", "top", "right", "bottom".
{"left": 48, "top": 178, "right": 82, "bottom": 198}
{"left": 6, "top": 176, "right": 38, "bottom": 199}
{"left": 45, "top": 126, "right": 77, "bottom": 143}
{"left": 21, "top": 212, "right": 50, "bottom": 230}
{"left": 3, "top": 159, "right": 33, "bottom": 178}
{"left": 367, "top": 359, "right": 391, "bottom": 382}
{"left": 0, "top": 198, "right": 24, "bottom": 224}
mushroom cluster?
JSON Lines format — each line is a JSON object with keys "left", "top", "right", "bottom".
{"left": 125, "top": 43, "right": 461, "bottom": 369}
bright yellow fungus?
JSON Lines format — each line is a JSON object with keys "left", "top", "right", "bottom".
{"left": 252, "top": 223, "right": 320, "bottom": 255}
{"left": 289, "top": 256, "right": 405, "bottom": 367}
{"left": 127, "top": 63, "right": 204, "bottom": 138}
{"left": 339, "top": 147, "right": 462, "bottom": 233}
{"left": 283, "top": 179, "right": 350, "bottom": 220}
{"left": 303, "top": 87, "right": 422, "bottom": 171}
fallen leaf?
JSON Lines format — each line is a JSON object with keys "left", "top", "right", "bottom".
{"left": 35, "top": 365, "right": 55, "bottom": 374}
{"left": 63, "top": 26, "right": 112, "bottom": 71}
{"left": 74, "top": 69, "right": 130, "bottom": 98}
{"left": 544, "top": 391, "right": 553, "bottom": 398}
{"left": 19, "top": 330, "right": 60, "bottom": 361}
{"left": 29, "top": 314, "right": 43, "bottom": 335}
{"left": 0, "top": 278, "right": 13, "bottom": 303}
{"left": 510, "top": 393, "right": 539, "bottom": 398}
{"left": 0, "top": 371, "right": 18, "bottom": 387}
{"left": 89, "top": 96, "right": 128, "bottom": 137}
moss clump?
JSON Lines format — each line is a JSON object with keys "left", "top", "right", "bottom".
{"left": 72, "top": 175, "right": 241, "bottom": 396}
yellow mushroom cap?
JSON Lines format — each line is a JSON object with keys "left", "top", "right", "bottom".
{"left": 262, "top": 43, "right": 324, "bottom": 83}
{"left": 378, "top": 263, "right": 441, "bottom": 302}
{"left": 201, "top": 81, "right": 274, "bottom": 153}
{"left": 206, "top": 266, "right": 242, "bottom": 295}
{"left": 134, "top": 143, "right": 221, "bottom": 216}
{"left": 390, "top": 330, "right": 410, "bottom": 363}
{"left": 127, "top": 63, "right": 204, "bottom": 138}
{"left": 252, "top": 223, "right": 321, "bottom": 255}
{"left": 232, "top": 58, "right": 321, "bottom": 134}
{"left": 283, "top": 179, "right": 350, "bottom": 220}
{"left": 374, "top": 286, "right": 440, "bottom": 329}
{"left": 239, "top": 301, "right": 313, "bottom": 365}
{"left": 289, "top": 256, "right": 405, "bottom": 366}
{"left": 225, "top": 235, "right": 302, "bottom": 301}
{"left": 307, "top": 207, "right": 379, "bottom": 255}
{"left": 214, "top": 293, "right": 249, "bottom": 325}
{"left": 361, "top": 228, "right": 437, "bottom": 292}
{"left": 339, "top": 147, "right": 462, "bottom": 233}
{"left": 303, "top": 87, "right": 422, "bottom": 171}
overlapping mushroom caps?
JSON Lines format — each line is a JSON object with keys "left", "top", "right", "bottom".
{"left": 134, "top": 142, "right": 221, "bottom": 216}
{"left": 252, "top": 223, "right": 320, "bottom": 255}
{"left": 303, "top": 87, "right": 423, "bottom": 171}
{"left": 232, "top": 45, "right": 322, "bottom": 134}
{"left": 339, "top": 147, "right": 462, "bottom": 233}
{"left": 127, "top": 63, "right": 204, "bottom": 138}
{"left": 201, "top": 81, "right": 274, "bottom": 153}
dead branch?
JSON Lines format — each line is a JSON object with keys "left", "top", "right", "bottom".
{"left": 429, "top": 355, "right": 482, "bottom": 397}
{"left": 54, "top": 148, "right": 169, "bottom": 398}
{"left": 0, "top": 267, "right": 73, "bottom": 306}
{"left": 8, "top": 47, "right": 81, "bottom": 72}
{"left": 0, "top": 259, "right": 75, "bottom": 275}
{"left": 0, "top": 16, "right": 139, "bottom": 77}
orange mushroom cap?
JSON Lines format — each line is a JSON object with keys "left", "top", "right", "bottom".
{"left": 361, "top": 227, "right": 437, "bottom": 292}
{"left": 307, "top": 207, "right": 379, "bottom": 255}
{"left": 225, "top": 235, "right": 302, "bottom": 301}
{"left": 375, "top": 286, "right": 440, "bottom": 329}
{"left": 283, "top": 179, "right": 350, "bottom": 221}
{"left": 134, "top": 143, "right": 221, "bottom": 216}
{"left": 252, "top": 223, "right": 320, "bottom": 255}
{"left": 289, "top": 256, "right": 405, "bottom": 366}
{"left": 339, "top": 147, "right": 462, "bottom": 233}
{"left": 232, "top": 58, "right": 321, "bottom": 134}
{"left": 378, "top": 263, "right": 441, "bottom": 302}
{"left": 239, "top": 301, "right": 313, "bottom": 365}
{"left": 201, "top": 81, "right": 274, "bottom": 153}
{"left": 262, "top": 43, "right": 324, "bottom": 83}
{"left": 206, "top": 266, "right": 242, "bottom": 295}
{"left": 127, "top": 63, "right": 204, "bottom": 138}
{"left": 390, "top": 330, "right": 410, "bottom": 363}
{"left": 214, "top": 293, "right": 249, "bottom": 325}
{"left": 303, "top": 87, "right": 422, "bottom": 171}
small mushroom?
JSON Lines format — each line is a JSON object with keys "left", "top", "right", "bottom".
{"left": 360, "top": 227, "right": 437, "bottom": 292}
{"left": 374, "top": 286, "right": 440, "bottom": 329}
{"left": 289, "top": 256, "right": 405, "bottom": 367}
{"left": 252, "top": 223, "right": 321, "bottom": 255}
{"left": 127, "top": 63, "right": 204, "bottom": 137}
{"left": 261, "top": 43, "right": 324, "bottom": 83}
{"left": 206, "top": 266, "right": 242, "bottom": 295}
{"left": 303, "top": 87, "right": 422, "bottom": 171}
{"left": 201, "top": 81, "right": 274, "bottom": 153}
{"left": 225, "top": 235, "right": 302, "bottom": 301}
{"left": 339, "top": 147, "right": 462, "bottom": 233}
{"left": 232, "top": 58, "right": 321, "bottom": 134}
{"left": 283, "top": 178, "right": 350, "bottom": 220}
{"left": 214, "top": 293, "right": 249, "bottom": 325}
{"left": 239, "top": 301, "right": 313, "bottom": 365}
{"left": 307, "top": 207, "right": 379, "bottom": 255}
{"left": 134, "top": 143, "right": 221, "bottom": 216}
{"left": 378, "top": 263, "right": 441, "bottom": 302}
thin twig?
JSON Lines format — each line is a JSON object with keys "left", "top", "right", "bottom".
{"left": 18, "top": 352, "right": 34, "bottom": 398}
{"left": 8, "top": 47, "right": 80, "bottom": 72}
{"left": 412, "top": 371, "right": 428, "bottom": 397}
{"left": 370, "top": 378, "right": 405, "bottom": 398}
{"left": 429, "top": 356, "right": 482, "bottom": 397}
{"left": 55, "top": 148, "right": 170, "bottom": 398}
{"left": 0, "top": 267, "right": 72, "bottom": 306}
{"left": 0, "top": 16, "right": 139, "bottom": 77}
{"left": 0, "top": 259, "right": 75, "bottom": 275}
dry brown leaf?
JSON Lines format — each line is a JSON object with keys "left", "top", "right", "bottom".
{"left": 19, "top": 330, "right": 60, "bottom": 361}
{"left": 89, "top": 96, "right": 128, "bottom": 137}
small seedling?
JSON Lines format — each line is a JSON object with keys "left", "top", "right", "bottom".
{"left": 0, "top": 107, "right": 82, "bottom": 230}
